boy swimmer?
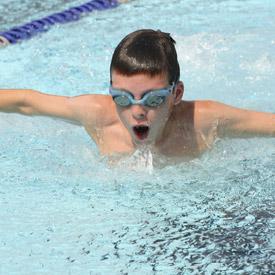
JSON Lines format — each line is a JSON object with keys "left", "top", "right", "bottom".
{"left": 0, "top": 29, "right": 275, "bottom": 160}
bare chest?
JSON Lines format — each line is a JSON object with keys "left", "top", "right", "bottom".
{"left": 156, "top": 129, "right": 213, "bottom": 158}
{"left": 85, "top": 122, "right": 217, "bottom": 159}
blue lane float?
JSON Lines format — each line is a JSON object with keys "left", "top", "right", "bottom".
{"left": 0, "top": 0, "right": 120, "bottom": 47}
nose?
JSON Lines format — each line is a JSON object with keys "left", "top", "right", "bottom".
{"left": 131, "top": 104, "right": 147, "bottom": 120}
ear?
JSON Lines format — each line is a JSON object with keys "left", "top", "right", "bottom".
{"left": 173, "top": 81, "right": 184, "bottom": 105}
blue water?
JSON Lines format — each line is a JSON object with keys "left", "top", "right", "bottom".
{"left": 0, "top": 0, "right": 275, "bottom": 274}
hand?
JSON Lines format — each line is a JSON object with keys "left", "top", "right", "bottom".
{"left": 0, "top": 36, "right": 10, "bottom": 48}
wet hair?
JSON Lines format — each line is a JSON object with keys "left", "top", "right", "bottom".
{"left": 110, "top": 29, "right": 180, "bottom": 85}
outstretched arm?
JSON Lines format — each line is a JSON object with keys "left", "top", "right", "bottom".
{"left": 0, "top": 89, "right": 101, "bottom": 125}
{"left": 202, "top": 101, "right": 275, "bottom": 138}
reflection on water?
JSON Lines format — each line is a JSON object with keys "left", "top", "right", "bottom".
{"left": 62, "top": 162, "right": 275, "bottom": 274}
{"left": 106, "top": 199, "right": 274, "bottom": 274}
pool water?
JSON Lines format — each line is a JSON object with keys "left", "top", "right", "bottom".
{"left": 0, "top": 0, "right": 275, "bottom": 274}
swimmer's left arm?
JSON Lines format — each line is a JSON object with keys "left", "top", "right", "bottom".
{"left": 204, "top": 101, "right": 275, "bottom": 138}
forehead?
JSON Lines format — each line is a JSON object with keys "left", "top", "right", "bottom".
{"left": 111, "top": 71, "right": 169, "bottom": 93}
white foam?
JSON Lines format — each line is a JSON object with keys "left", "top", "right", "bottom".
{"left": 115, "top": 147, "right": 154, "bottom": 174}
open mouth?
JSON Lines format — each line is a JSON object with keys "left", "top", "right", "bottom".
{"left": 133, "top": 125, "right": 149, "bottom": 140}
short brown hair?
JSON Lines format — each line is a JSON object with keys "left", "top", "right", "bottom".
{"left": 110, "top": 29, "right": 180, "bottom": 84}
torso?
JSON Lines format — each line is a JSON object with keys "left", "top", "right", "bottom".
{"left": 81, "top": 96, "right": 219, "bottom": 161}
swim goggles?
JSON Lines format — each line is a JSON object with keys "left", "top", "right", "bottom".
{"left": 109, "top": 84, "right": 175, "bottom": 107}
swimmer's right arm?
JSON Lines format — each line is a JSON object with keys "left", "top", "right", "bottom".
{"left": 0, "top": 89, "right": 100, "bottom": 125}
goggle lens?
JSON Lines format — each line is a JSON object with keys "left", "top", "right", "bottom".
{"left": 114, "top": 94, "right": 165, "bottom": 107}
{"left": 113, "top": 95, "right": 131, "bottom": 107}
{"left": 145, "top": 95, "right": 165, "bottom": 107}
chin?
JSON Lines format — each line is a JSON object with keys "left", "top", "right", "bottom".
{"left": 132, "top": 136, "right": 153, "bottom": 146}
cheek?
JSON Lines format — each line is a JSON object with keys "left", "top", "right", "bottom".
{"left": 148, "top": 107, "right": 169, "bottom": 124}
{"left": 116, "top": 107, "right": 131, "bottom": 124}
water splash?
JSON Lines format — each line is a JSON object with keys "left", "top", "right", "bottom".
{"left": 114, "top": 147, "right": 154, "bottom": 174}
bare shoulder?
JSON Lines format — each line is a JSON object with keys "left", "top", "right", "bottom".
{"left": 192, "top": 99, "right": 236, "bottom": 116}
{"left": 178, "top": 99, "right": 222, "bottom": 117}
{"left": 178, "top": 100, "right": 227, "bottom": 129}
{"left": 68, "top": 94, "right": 117, "bottom": 126}
{"left": 192, "top": 100, "right": 228, "bottom": 126}
{"left": 192, "top": 99, "right": 256, "bottom": 121}
{"left": 193, "top": 99, "right": 224, "bottom": 113}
